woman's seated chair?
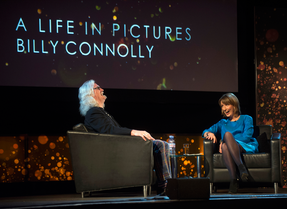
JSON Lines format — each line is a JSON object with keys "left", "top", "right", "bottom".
{"left": 204, "top": 125, "right": 282, "bottom": 194}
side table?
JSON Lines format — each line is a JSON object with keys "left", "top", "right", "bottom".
{"left": 170, "top": 153, "right": 204, "bottom": 178}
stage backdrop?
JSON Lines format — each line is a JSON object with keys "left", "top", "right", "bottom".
{"left": 0, "top": 134, "right": 203, "bottom": 184}
{"left": 0, "top": 0, "right": 238, "bottom": 92}
{"left": 255, "top": 6, "right": 287, "bottom": 188}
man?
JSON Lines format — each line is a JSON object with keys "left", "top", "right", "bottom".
{"left": 78, "top": 79, "right": 171, "bottom": 195}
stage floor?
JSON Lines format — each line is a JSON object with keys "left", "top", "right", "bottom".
{"left": 1, "top": 188, "right": 287, "bottom": 209}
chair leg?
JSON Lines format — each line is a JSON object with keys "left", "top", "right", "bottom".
{"left": 148, "top": 185, "right": 152, "bottom": 196}
{"left": 143, "top": 185, "right": 148, "bottom": 197}
{"left": 274, "top": 182, "right": 278, "bottom": 194}
{"left": 210, "top": 183, "right": 213, "bottom": 195}
{"left": 81, "top": 191, "right": 90, "bottom": 198}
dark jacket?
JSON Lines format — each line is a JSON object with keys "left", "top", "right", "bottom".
{"left": 84, "top": 107, "right": 132, "bottom": 135}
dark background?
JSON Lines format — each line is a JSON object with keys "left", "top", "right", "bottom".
{"left": 0, "top": 0, "right": 248, "bottom": 136}
{"left": 0, "top": 0, "right": 238, "bottom": 92}
{"left": 1, "top": 0, "right": 285, "bottom": 137}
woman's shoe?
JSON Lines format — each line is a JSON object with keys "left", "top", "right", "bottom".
{"left": 228, "top": 179, "right": 239, "bottom": 194}
{"left": 238, "top": 164, "right": 249, "bottom": 182}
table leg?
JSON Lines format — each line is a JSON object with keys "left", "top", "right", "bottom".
{"left": 171, "top": 156, "right": 177, "bottom": 178}
{"left": 197, "top": 156, "right": 201, "bottom": 178}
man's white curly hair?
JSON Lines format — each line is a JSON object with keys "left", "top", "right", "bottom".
{"left": 78, "top": 79, "right": 99, "bottom": 116}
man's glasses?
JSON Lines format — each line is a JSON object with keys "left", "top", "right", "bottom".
{"left": 93, "top": 86, "right": 101, "bottom": 90}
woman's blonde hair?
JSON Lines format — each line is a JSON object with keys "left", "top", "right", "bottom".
{"left": 218, "top": 93, "right": 241, "bottom": 117}
{"left": 78, "top": 79, "right": 99, "bottom": 116}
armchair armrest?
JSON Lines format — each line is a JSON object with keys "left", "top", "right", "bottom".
{"left": 203, "top": 139, "right": 214, "bottom": 180}
{"left": 271, "top": 133, "right": 281, "bottom": 140}
{"left": 270, "top": 133, "right": 282, "bottom": 184}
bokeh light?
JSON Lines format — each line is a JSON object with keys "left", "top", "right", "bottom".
{"left": 112, "top": 6, "right": 119, "bottom": 13}
{"left": 51, "top": 69, "right": 57, "bottom": 75}
{"left": 265, "top": 29, "right": 279, "bottom": 42}
{"left": 38, "top": 136, "right": 48, "bottom": 145}
{"left": 91, "top": 23, "right": 95, "bottom": 29}
{"left": 256, "top": 7, "right": 287, "bottom": 187}
{"left": 2, "top": 135, "right": 72, "bottom": 182}
{"left": 169, "top": 35, "right": 176, "bottom": 42}
{"left": 49, "top": 142, "right": 56, "bottom": 149}
{"left": 57, "top": 162, "right": 62, "bottom": 167}
{"left": 7, "top": 167, "right": 14, "bottom": 175}
{"left": 22, "top": 169, "right": 27, "bottom": 176}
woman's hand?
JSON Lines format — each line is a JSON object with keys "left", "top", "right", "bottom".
{"left": 131, "top": 130, "right": 155, "bottom": 141}
{"left": 205, "top": 132, "right": 217, "bottom": 144}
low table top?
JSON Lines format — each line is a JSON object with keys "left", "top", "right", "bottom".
{"left": 170, "top": 153, "right": 203, "bottom": 157}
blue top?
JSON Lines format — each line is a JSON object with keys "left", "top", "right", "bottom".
{"left": 202, "top": 115, "right": 259, "bottom": 153}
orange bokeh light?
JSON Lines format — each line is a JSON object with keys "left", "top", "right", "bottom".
{"left": 22, "top": 169, "right": 28, "bottom": 175}
{"left": 57, "top": 162, "right": 62, "bottom": 167}
{"left": 38, "top": 136, "right": 48, "bottom": 145}
{"left": 49, "top": 142, "right": 56, "bottom": 149}
{"left": 35, "top": 170, "right": 42, "bottom": 179}
{"left": 13, "top": 144, "right": 18, "bottom": 149}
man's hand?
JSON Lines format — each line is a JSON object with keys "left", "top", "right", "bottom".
{"left": 131, "top": 130, "right": 155, "bottom": 141}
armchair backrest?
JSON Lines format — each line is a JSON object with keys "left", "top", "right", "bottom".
{"left": 73, "top": 123, "right": 88, "bottom": 132}
{"left": 256, "top": 125, "right": 272, "bottom": 139}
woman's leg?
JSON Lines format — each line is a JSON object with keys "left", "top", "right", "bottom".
{"left": 222, "top": 132, "right": 245, "bottom": 166}
{"left": 221, "top": 143, "right": 237, "bottom": 180}
{"left": 221, "top": 132, "right": 248, "bottom": 193}
{"left": 222, "top": 132, "right": 248, "bottom": 181}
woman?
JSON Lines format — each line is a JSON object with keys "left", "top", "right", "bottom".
{"left": 202, "top": 93, "right": 258, "bottom": 193}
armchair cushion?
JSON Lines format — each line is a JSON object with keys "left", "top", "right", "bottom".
{"left": 213, "top": 153, "right": 271, "bottom": 168}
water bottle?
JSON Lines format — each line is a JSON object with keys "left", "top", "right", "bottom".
{"left": 168, "top": 135, "right": 176, "bottom": 155}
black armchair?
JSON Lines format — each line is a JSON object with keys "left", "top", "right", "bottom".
{"left": 67, "top": 123, "right": 154, "bottom": 198}
{"left": 204, "top": 125, "right": 282, "bottom": 194}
